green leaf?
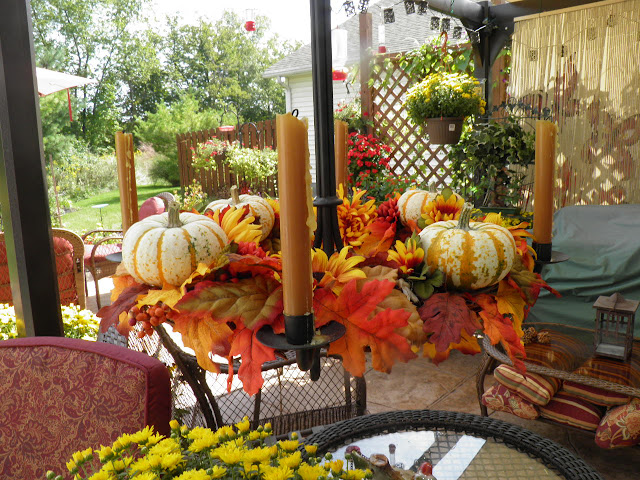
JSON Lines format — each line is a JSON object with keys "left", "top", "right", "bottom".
{"left": 414, "top": 281, "right": 435, "bottom": 300}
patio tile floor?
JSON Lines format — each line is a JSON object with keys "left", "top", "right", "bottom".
{"left": 88, "top": 278, "right": 637, "bottom": 480}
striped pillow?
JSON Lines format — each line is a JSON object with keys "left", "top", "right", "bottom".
{"left": 561, "top": 381, "right": 630, "bottom": 407}
{"left": 482, "top": 383, "right": 539, "bottom": 420}
{"left": 494, "top": 364, "right": 561, "bottom": 406}
{"left": 539, "top": 392, "right": 603, "bottom": 431}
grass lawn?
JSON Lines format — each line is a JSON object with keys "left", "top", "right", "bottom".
{"left": 59, "top": 185, "right": 178, "bottom": 235}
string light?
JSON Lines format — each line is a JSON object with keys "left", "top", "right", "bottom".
{"left": 430, "top": 17, "right": 440, "bottom": 30}
{"left": 417, "top": 1, "right": 428, "bottom": 15}
{"left": 404, "top": 0, "right": 415, "bottom": 15}
{"left": 358, "top": 0, "right": 370, "bottom": 13}
{"left": 441, "top": 18, "right": 450, "bottom": 32}
{"left": 343, "top": 0, "right": 356, "bottom": 16}
{"left": 453, "top": 26, "right": 462, "bottom": 39}
{"left": 383, "top": 7, "right": 395, "bottom": 24}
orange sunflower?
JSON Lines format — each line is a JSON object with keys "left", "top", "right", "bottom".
{"left": 337, "top": 185, "right": 377, "bottom": 247}
{"left": 312, "top": 247, "right": 366, "bottom": 295}
{"left": 387, "top": 238, "right": 424, "bottom": 274}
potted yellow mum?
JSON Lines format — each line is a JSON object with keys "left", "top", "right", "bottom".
{"left": 404, "top": 72, "right": 486, "bottom": 144}
{"left": 47, "top": 418, "right": 372, "bottom": 480}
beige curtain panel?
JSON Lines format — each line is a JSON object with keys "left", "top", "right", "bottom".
{"left": 510, "top": 0, "right": 640, "bottom": 206}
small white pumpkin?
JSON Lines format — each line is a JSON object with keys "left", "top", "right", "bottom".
{"left": 397, "top": 189, "right": 437, "bottom": 226}
{"left": 419, "top": 204, "right": 516, "bottom": 290}
{"left": 205, "top": 186, "right": 275, "bottom": 241}
{"left": 123, "top": 202, "right": 228, "bottom": 287}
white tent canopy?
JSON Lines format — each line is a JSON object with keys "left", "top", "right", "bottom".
{"left": 36, "top": 67, "right": 97, "bottom": 97}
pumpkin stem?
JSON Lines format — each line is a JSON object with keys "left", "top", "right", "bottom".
{"left": 230, "top": 185, "right": 240, "bottom": 205}
{"left": 167, "top": 201, "right": 183, "bottom": 228}
{"left": 457, "top": 203, "right": 473, "bottom": 231}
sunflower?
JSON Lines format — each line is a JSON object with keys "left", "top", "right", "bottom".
{"left": 420, "top": 192, "right": 465, "bottom": 226}
{"left": 337, "top": 184, "right": 377, "bottom": 247}
{"left": 387, "top": 238, "right": 425, "bottom": 274}
{"left": 312, "top": 247, "right": 365, "bottom": 294}
{"left": 208, "top": 206, "right": 262, "bottom": 245}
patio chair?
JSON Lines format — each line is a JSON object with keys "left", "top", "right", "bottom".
{"left": 99, "top": 324, "right": 367, "bottom": 436}
{"left": 0, "top": 336, "right": 171, "bottom": 479}
{"left": 84, "top": 192, "right": 175, "bottom": 309}
{"left": 0, "top": 228, "right": 86, "bottom": 309}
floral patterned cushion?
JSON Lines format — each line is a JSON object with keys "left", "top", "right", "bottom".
{"left": 595, "top": 398, "right": 640, "bottom": 449}
{"left": 482, "top": 383, "right": 540, "bottom": 420}
{"left": 0, "top": 337, "right": 171, "bottom": 480}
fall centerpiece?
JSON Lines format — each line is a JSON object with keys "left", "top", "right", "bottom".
{"left": 404, "top": 72, "right": 486, "bottom": 144}
{"left": 98, "top": 182, "right": 555, "bottom": 396}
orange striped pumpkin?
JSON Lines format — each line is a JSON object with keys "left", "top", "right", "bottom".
{"left": 122, "top": 202, "right": 228, "bottom": 287}
{"left": 397, "top": 189, "right": 437, "bottom": 225}
{"left": 419, "top": 204, "right": 516, "bottom": 290}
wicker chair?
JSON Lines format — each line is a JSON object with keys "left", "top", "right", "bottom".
{"left": 0, "top": 228, "right": 86, "bottom": 309}
{"left": 99, "top": 324, "right": 367, "bottom": 436}
{"left": 0, "top": 336, "right": 171, "bottom": 479}
{"left": 83, "top": 192, "right": 175, "bottom": 309}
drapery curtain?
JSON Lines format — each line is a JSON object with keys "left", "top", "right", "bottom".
{"left": 510, "top": 0, "right": 640, "bottom": 206}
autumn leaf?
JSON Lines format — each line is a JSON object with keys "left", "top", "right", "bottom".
{"left": 361, "top": 265, "right": 398, "bottom": 283}
{"left": 97, "top": 283, "right": 150, "bottom": 334}
{"left": 314, "top": 279, "right": 415, "bottom": 377}
{"left": 475, "top": 293, "right": 526, "bottom": 372}
{"left": 423, "top": 330, "right": 481, "bottom": 365}
{"left": 226, "top": 253, "right": 282, "bottom": 278}
{"left": 494, "top": 280, "right": 527, "bottom": 336}
{"left": 507, "top": 256, "right": 561, "bottom": 305}
{"left": 356, "top": 218, "right": 396, "bottom": 257}
{"left": 227, "top": 326, "right": 277, "bottom": 396}
{"left": 174, "top": 276, "right": 283, "bottom": 330}
{"left": 138, "top": 283, "right": 183, "bottom": 309}
{"left": 419, "top": 293, "right": 481, "bottom": 352}
{"left": 111, "top": 273, "right": 138, "bottom": 301}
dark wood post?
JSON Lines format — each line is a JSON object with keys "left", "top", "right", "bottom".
{"left": 0, "top": 0, "right": 63, "bottom": 336}
{"left": 359, "top": 12, "right": 373, "bottom": 135}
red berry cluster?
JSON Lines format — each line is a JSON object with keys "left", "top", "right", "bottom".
{"left": 346, "top": 132, "right": 392, "bottom": 188}
{"left": 377, "top": 198, "right": 400, "bottom": 223}
{"left": 128, "top": 303, "right": 171, "bottom": 338}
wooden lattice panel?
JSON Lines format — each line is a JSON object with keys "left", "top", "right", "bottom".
{"left": 370, "top": 60, "right": 453, "bottom": 189}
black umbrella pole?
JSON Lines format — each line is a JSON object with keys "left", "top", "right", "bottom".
{"left": 310, "top": 0, "right": 343, "bottom": 256}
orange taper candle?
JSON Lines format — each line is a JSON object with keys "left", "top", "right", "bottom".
{"left": 276, "top": 113, "right": 316, "bottom": 317}
{"left": 334, "top": 119, "right": 349, "bottom": 190}
{"left": 533, "top": 120, "right": 558, "bottom": 244}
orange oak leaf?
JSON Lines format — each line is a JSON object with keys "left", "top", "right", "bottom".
{"left": 314, "top": 279, "right": 415, "bottom": 377}
{"left": 174, "top": 276, "right": 283, "bottom": 330}
{"left": 475, "top": 293, "right": 526, "bottom": 372}
{"left": 422, "top": 329, "right": 481, "bottom": 365}
{"left": 227, "top": 326, "right": 277, "bottom": 396}
{"left": 419, "top": 293, "right": 481, "bottom": 352}
{"left": 356, "top": 218, "right": 396, "bottom": 257}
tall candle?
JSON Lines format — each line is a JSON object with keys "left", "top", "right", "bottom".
{"left": 276, "top": 113, "right": 316, "bottom": 317}
{"left": 533, "top": 120, "right": 558, "bottom": 244}
{"left": 334, "top": 119, "right": 349, "bottom": 190}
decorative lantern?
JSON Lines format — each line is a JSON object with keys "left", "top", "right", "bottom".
{"left": 332, "top": 27, "right": 349, "bottom": 82}
{"left": 378, "top": 24, "right": 387, "bottom": 53}
{"left": 244, "top": 9, "right": 256, "bottom": 32}
{"left": 593, "top": 293, "right": 638, "bottom": 361}
{"left": 404, "top": 0, "right": 415, "bottom": 15}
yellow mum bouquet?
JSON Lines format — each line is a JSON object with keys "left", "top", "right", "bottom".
{"left": 404, "top": 72, "right": 486, "bottom": 123}
{"left": 47, "top": 418, "right": 372, "bottom": 480}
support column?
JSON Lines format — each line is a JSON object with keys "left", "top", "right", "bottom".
{"left": 0, "top": 0, "right": 63, "bottom": 336}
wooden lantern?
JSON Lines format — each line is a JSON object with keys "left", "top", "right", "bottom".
{"left": 593, "top": 293, "right": 638, "bottom": 361}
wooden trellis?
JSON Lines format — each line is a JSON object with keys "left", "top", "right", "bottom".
{"left": 366, "top": 57, "right": 453, "bottom": 189}
{"left": 176, "top": 120, "right": 278, "bottom": 198}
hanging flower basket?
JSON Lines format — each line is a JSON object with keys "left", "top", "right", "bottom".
{"left": 424, "top": 117, "right": 464, "bottom": 144}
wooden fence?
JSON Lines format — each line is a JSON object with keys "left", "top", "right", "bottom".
{"left": 176, "top": 120, "right": 278, "bottom": 198}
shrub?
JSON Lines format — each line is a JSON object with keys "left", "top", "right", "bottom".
{"left": 149, "top": 153, "right": 181, "bottom": 186}
{"left": 0, "top": 303, "right": 100, "bottom": 340}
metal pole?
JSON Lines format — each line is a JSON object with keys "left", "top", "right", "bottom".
{"left": 310, "top": 0, "right": 343, "bottom": 256}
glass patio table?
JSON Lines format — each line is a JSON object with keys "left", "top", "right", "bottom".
{"left": 303, "top": 410, "right": 602, "bottom": 480}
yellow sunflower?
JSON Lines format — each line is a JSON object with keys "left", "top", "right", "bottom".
{"left": 387, "top": 238, "right": 424, "bottom": 274}
{"left": 337, "top": 184, "right": 377, "bottom": 247}
{"left": 312, "top": 247, "right": 366, "bottom": 294}
{"left": 209, "top": 206, "right": 262, "bottom": 244}
{"left": 421, "top": 192, "right": 465, "bottom": 226}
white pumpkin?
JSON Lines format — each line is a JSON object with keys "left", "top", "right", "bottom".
{"left": 123, "top": 202, "right": 228, "bottom": 287}
{"left": 397, "top": 189, "right": 437, "bottom": 225}
{"left": 419, "top": 204, "right": 516, "bottom": 290}
{"left": 205, "top": 186, "right": 275, "bottom": 241}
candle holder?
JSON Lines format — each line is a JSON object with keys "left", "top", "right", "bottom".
{"left": 532, "top": 241, "right": 569, "bottom": 273}
{"left": 256, "top": 319, "right": 346, "bottom": 380}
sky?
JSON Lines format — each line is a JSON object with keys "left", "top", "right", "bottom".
{"left": 146, "top": 0, "right": 383, "bottom": 43}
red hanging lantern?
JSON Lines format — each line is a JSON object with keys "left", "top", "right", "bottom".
{"left": 332, "top": 68, "right": 348, "bottom": 81}
{"left": 378, "top": 25, "right": 387, "bottom": 53}
{"left": 244, "top": 9, "right": 256, "bottom": 31}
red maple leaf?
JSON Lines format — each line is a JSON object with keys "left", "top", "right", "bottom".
{"left": 97, "top": 283, "right": 150, "bottom": 334}
{"left": 314, "top": 279, "right": 415, "bottom": 377}
{"left": 226, "top": 253, "right": 282, "bottom": 278}
{"left": 475, "top": 293, "right": 526, "bottom": 372}
{"left": 419, "top": 293, "right": 481, "bottom": 352}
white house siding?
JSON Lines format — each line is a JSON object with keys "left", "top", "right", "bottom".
{"left": 286, "top": 72, "right": 359, "bottom": 187}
